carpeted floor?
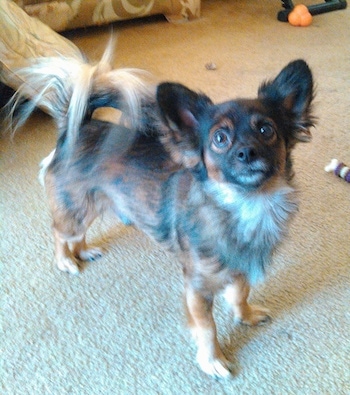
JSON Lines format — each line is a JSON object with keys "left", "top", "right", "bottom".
{"left": 1, "top": 1, "right": 349, "bottom": 394}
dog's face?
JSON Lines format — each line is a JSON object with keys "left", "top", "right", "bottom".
{"left": 157, "top": 60, "right": 314, "bottom": 191}
{"left": 202, "top": 100, "right": 288, "bottom": 190}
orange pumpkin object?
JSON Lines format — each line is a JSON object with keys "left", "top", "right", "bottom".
{"left": 288, "top": 4, "right": 313, "bottom": 27}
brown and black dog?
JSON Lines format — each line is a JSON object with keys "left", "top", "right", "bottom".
{"left": 11, "top": 48, "right": 314, "bottom": 377}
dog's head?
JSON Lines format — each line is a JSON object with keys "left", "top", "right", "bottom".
{"left": 157, "top": 60, "right": 315, "bottom": 190}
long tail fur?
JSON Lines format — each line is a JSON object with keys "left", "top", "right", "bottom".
{"left": 8, "top": 39, "right": 152, "bottom": 153}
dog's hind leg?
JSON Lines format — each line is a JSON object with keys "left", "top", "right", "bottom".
{"left": 52, "top": 210, "right": 102, "bottom": 275}
{"left": 71, "top": 236, "right": 103, "bottom": 262}
{"left": 184, "top": 282, "right": 231, "bottom": 378}
{"left": 53, "top": 229, "right": 84, "bottom": 275}
{"left": 46, "top": 177, "right": 103, "bottom": 274}
{"left": 223, "top": 274, "right": 270, "bottom": 326}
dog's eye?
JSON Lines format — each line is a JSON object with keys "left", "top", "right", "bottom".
{"left": 213, "top": 129, "right": 231, "bottom": 149}
{"left": 259, "top": 123, "right": 275, "bottom": 139}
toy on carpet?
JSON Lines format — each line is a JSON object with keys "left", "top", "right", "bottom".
{"left": 288, "top": 4, "right": 313, "bottom": 26}
{"left": 277, "top": 1, "right": 347, "bottom": 23}
{"left": 325, "top": 159, "right": 350, "bottom": 183}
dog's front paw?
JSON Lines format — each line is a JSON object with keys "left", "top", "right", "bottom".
{"left": 238, "top": 305, "right": 271, "bottom": 326}
{"left": 196, "top": 351, "right": 232, "bottom": 379}
{"left": 56, "top": 256, "right": 80, "bottom": 275}
{"left": 75, "top": 247, "right": 103, "bottom": 262}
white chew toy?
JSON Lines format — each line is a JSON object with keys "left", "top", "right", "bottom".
{"left": 325, "top": 159, "right": 350, "bottom": 183}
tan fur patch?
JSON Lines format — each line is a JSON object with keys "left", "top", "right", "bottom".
{"left": 204, "top": 150, "right": 224, "bottom": 182}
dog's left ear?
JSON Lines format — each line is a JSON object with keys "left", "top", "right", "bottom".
{"left": 258, "top": 59, "right": 315, "bottom": 142}
{"left": 156, "top": 83, "right": 212, "bottom": 178}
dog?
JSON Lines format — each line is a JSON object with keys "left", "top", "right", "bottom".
{"left": 11, "top": 46, "right": 314, "bottom": 378}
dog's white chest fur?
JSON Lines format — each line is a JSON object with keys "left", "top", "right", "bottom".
{"left": 206, "top": 179, "right": 298, "bottom": 246}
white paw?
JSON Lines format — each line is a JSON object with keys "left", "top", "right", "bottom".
{"left": 76, "top": 247, "right": 103, "bottom": 262}
{"left": 57, "top": 257, "right": 80, "bottom": 275}
{"left": 196, "top": 352, "right": 232, "bottom": 378}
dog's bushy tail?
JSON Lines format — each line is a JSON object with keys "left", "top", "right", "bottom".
{"left": 8, "top": 39, "right": 151, "bottom": 151}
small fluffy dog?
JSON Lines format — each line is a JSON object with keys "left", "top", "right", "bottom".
{"left": 12, "top": 46, "right": 314, "bottom": 378}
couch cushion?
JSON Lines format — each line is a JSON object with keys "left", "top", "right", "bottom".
{"left": 0, "top": 1, "right": 82, "bottom": 96}
{"left": 13, "top": 0, "right": 201, "bottom": 32}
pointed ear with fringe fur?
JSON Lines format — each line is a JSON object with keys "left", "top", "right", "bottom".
{"left": 156, "top": 83, "right": 212, "bottom": 178}
{"left": 258, "top": 59, "right": 315, "bottom": 142}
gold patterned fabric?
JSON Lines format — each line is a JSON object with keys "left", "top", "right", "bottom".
{"left": 0, "top": 0, "right": 200, "bottom": 108}
{"left": 0, "top": 1, "right": 83, "bottom": 93}
{"left": 12, "top": 0, "right": 201, "bottom": 32}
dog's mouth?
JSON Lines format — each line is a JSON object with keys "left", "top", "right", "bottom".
{"left": 237, "top": 170, "right": 266, "bottom": 184}
{"left": 230, "top": 161, "right": 274, "bottom": 189}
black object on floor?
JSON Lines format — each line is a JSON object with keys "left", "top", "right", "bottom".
{"left": 278, "top": 0, "right": 347, "bottom": 22}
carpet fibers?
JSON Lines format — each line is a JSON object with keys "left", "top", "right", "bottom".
{"left": 1, "top": 1, "right": 349, "bottom": 394}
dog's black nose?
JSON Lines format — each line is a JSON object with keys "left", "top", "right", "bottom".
{"left": 236, "top": 147, "right": 258, "bottom": 163}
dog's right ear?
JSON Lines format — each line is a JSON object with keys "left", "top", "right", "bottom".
{"left": 156, "top": 83, "right": 212, "bottom": 177}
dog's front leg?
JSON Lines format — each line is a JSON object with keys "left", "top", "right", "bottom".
{"left": 223, "top": 274, "right": 270, "bottom": 326}
{"left": 185, "top": 283, "right": 231, "bottom": 378}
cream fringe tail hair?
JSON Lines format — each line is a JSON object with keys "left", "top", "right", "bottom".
{"left": 8, "top": 38, "right": 152, "bottom": 156}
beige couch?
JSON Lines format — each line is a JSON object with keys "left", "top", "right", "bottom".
{"left": 0, "top": 0, "right": 200, "bottom": 105}
{"left": 12, "top": 0, "right": 201, "bottom": 32}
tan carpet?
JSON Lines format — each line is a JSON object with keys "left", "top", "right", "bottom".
{"left": 1, "top": 1, "right": 350, "bottom": 394}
